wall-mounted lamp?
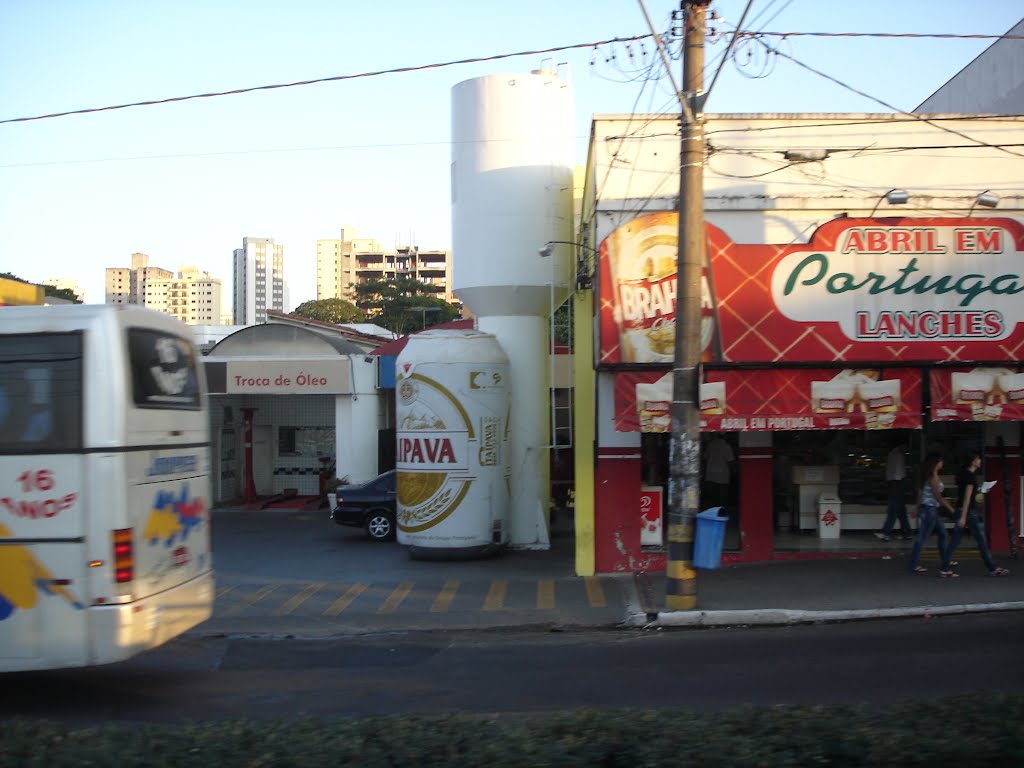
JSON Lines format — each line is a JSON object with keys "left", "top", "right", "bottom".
{"left": 968, "top": 190, "right": 1000, "bottom": 216}
{"left": 869, "top": 189, "right": 910, "bottom": 217}
{"left": 539, "top": 240, "right": 600, "bottom": 291}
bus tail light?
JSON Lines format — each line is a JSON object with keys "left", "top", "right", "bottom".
{"left": 112, "top": 528, "right": 134, "bottom": 583}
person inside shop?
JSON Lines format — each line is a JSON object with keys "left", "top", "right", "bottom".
{"left": 875, "top": 439, "right": 913, "bottom": 541}
{"left": 704, "top": 435, "right": 735, "bottom": 512}
{"left": 908, "top": 453, "right": 958, "bottom": 577}
{"left": 946, "top": 453, "right": 1010, "bottom": 577}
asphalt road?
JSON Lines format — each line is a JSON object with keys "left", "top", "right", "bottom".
{"left": 3, "top": 612, "right": 1021, "bottom": 725}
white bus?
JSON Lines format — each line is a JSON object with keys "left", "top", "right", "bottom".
{"left": 0, "top": 305, "right": 214, "bottom": 671}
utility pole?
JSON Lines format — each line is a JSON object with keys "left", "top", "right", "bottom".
{"left": 665, "top": 0, "right": 709, "bottom": 611}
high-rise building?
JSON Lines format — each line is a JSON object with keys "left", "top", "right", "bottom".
{"left": 233, "top": 236, "right": 286, "bottom": 325}
{"left": 142, "top": 265, "right": 223, "bottom": 325}
{"left": 104, "top": 253, "right": 224, "bottom": 324}
{"left": 315, "top": 228, "right": 455, "bottom": 311}
{"left": 106, "top": 253, "right": 172, "bottom": 304}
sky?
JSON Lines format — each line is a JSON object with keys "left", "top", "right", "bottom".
{"left": 1, "top": 0, "right": 1021, "bottom": 309}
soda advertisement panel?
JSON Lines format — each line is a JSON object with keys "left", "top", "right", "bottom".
{"left": 598, "top": 214, "right": 1024, "bottom": 366}
{"left": 615, "top": 368, "right": 922, "bottom": 432}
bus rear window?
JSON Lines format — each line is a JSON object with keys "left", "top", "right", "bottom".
{"left": 128, "top": 329, "right": 201, "bottom": 409}
{"left": 0, "top": 333, "right": 83, "bottom": 453}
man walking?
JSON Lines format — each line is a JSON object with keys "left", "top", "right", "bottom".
{"left": 875, "top": 440, "right": 913, "bottom": 541}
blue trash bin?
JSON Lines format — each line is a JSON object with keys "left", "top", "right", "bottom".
{"left": 693, "top": 506, "right": 729, "bottom": 569}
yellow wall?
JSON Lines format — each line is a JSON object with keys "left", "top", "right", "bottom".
{"left": 0, "top": 278, "right": 43, "bottom": 306}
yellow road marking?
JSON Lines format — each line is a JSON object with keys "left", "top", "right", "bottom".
{"left": 222, "top": 585, "right": 277, "bottom": 617}
{"left": 483, "top": 579, "right": 507, "bottom": 611}
{"left": 537, "top": 579, "right": 555, "bottom": 610}
{"left": 273, "top": 583, "right": 324, "bottom": 616}
{"left": 431, "top": 580, "right": 460, "bottom": 613}
{"left": 323, "top": 583, "right": 367, "bottom": 616}
{"left": 584, "top": 576, "right": 607, "bottom": 608}
{"left": 215, "top": 585, "right": 236, "bottom": 598}
{"left": 378, "top": 581, "right": 414, "bottom": 614}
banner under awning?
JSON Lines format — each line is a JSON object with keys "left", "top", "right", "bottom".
{"left": 930, "top": 367, "right": 1024, "bottom": 422}
{"left": 615, "top": 368, "right": 923, "bottom": 432}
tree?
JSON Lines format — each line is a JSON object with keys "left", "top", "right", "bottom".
{"left": 354, "top": 276, "right": 460, "bottom": 335}
{"left": 291, "top": 298, "right": 365, "bottom": 324}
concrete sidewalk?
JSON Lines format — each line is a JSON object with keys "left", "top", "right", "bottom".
{"left": 634, "top": 552, "right": 1024, "bottom": 629}
{"left": 200, "top": 504, "right": 1024, "bottom": 637}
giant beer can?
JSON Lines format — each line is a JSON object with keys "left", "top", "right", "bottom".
{"left": 395, "top": 330, "right": 510, "bottom": 558}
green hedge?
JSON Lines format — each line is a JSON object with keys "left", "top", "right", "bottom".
{"left": 3, "top": 693, "right": 1022, "bottom": 767}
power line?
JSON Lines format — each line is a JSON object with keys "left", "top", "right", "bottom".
{"left": 751, "top": 37, "right": 1024, "bottom": 159}
{"left": 745, "top": 31, "right": 1024, "bottom": 40}
{"left": 0, "top": 34, "right": 651, "bottom": 126}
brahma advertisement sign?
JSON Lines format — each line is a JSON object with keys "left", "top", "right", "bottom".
{"left": 598, "top": 214, "right": 1024, "bottom": 365}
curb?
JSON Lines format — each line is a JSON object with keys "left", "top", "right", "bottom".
{"left": 632, "top": 600, "right": 1024, "bottom": 628}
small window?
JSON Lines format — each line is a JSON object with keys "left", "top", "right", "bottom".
{"left": 128, "top": 329, "right": 201, "bottom": 409}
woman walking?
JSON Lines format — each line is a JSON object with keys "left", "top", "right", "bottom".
{"left": 947, "top": 453, "right": 1010, "bottom": 577}
{"left": 909, "top": 453, "right": 958, "bottom": 577}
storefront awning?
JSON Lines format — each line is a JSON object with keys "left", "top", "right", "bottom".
{"left": 930, "top": 367, "right": 1024, "bottom": 422}
{"left": 615, "top": 368, "right": 923, "bottom": 432}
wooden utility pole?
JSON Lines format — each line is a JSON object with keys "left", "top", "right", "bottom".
{"left": 665, "top": 0, "right": 709, "bottom": 611}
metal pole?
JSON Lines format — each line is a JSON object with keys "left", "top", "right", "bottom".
{"left": 665, "top": 0, "right": 708, "bottom": 611}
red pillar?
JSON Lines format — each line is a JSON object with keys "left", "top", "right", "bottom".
{"left": 241, "top": 408, "right": 258, "bottom": 505}
{"left": 985, "top": 442, "right": 1020, "bottom": 555}
{"left": 737, "top": 445, "right": 774, "bottom": 562}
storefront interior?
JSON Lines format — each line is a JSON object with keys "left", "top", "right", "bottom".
{"left": 772, "top": 423, "right": 986, "bottom": 552}
{"left": 642, "top": 423, "right": 1001, "bottom": 556}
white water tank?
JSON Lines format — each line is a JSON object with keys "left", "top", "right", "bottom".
{"left": 452, "top": 70, "right": 574, "bottom": 315}
{"left": 451, "top": 70, "right": 575, "bottom": 548}
{"left": 395, "top": 330, "right": 510, "bottom": 558}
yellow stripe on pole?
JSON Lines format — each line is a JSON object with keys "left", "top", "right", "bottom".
{"left": 666, "top": 561, "right": 697, "bottom": 580}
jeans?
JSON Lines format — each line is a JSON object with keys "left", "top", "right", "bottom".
{"left": 946, "top": 509, "right": 997, "bottom": 572}
{"left": 881, "top": 479, "right": 912, "bottom": 537}
{"left": 909, "top": 505, "right": 950, "bottom": 571}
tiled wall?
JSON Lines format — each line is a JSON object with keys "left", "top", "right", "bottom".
{"left": 210, "top": 394, "right": 336, "bottom": 498}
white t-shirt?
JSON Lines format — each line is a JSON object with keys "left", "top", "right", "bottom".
{"left": 706, "top": 438, "right": 734, "bottom": 484}
{"left": 886, "top": 447, "right": 906, "bottom": 481}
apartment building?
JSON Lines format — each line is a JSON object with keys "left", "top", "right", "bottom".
{"left": 104, "top": 253, "right": 224, "bottom": 325}
{"left": 41, "top": 277, "right": 85, "bottom": 303}
{"left": 233, "top": 236, "right": 286, "bottom": 325}
{"left": 142, "top": 265, "right": 223, "bottom": 325}
{"left": 105, "top": 253, "right": 172, "bottom": 304}
{"left": 315, "top": 228, "right": 455, "bottom": 310}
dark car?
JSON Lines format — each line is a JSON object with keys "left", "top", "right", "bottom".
{"left": 331, "top": 470, "right": 397, "bottom": 541}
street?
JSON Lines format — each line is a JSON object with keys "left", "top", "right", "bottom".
{"left": 2, "top": 612, "right": 1021, "bottom": 725}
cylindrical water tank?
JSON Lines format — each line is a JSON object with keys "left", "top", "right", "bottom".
{"left": 451, "top": 70, "right": 575, "bottom": 318}
{"left": 395, "top": 330, "right": 510, "bottom": 558}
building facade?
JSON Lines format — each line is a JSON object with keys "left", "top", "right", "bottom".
{"left": 233, "top": 236, "right": 286, "bottom": 325}
{"left": 572, "top": 112, "right": 1024, "bottom": 576}
{"left": 41, "top": 277, "right": 85, "bottom": 303}
{"left": 105, "top": 253, "right": 172, "bottom": 305}
{"left": 141, "top": 265, "right": 223, "bottom": 325}
{"left": 316, "top": 228, "right": 456, "bottom": 310}
{"left": 105, "top": 253, "right": 223, "bottom": 324}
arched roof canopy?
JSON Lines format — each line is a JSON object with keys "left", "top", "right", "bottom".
{"left": 206, "top": 324, "right": 366, "bottom": 357}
